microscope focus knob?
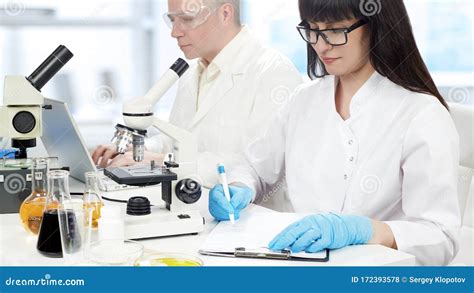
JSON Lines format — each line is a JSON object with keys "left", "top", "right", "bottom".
{"left": 175, "top": 179, "right": 202, "bottom": 204}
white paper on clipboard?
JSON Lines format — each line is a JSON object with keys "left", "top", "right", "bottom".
{"left": 199, "top": 212, "right": 328, "bottom": 260}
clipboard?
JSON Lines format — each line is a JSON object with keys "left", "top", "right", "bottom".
{"left": 199, "top": 247, "right": 330, "bottom": 262}
{"left": 200, "top": 211, "right": 333, "bottom": 263}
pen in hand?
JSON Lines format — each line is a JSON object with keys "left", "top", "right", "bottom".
{"left": 217, "top": 163, "right": 235, "bottom": 225}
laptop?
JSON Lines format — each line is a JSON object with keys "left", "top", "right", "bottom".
{"left": 41, "top": 98, "right": 135, "bottom": 191}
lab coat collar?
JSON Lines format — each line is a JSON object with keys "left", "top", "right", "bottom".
{"left": 214, "top": 26, "right": 252, "bottom": 75}
{"left": 189, "top": 71, "right": 234, "bottom": 127}
{"left": 198, "top": 26, "right": 253, "bottom": 76}
{"left": 349, "top": 71, "right": 384, "bottom": 115}
{"left": 331, "top": 71, "right": 385, "bottom": 120}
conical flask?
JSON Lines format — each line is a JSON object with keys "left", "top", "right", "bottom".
{"left": 83, "top": 172, "right": 104, "bottom": 229}
{"left": 19, "top": 158, "right": 49, "bottom": 235}
{"left": 37, "top": 170, "right": 77, "bottom": 258}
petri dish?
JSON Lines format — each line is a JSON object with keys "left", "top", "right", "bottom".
{"left": 135, "top": 253, "right": 203, "bottom": 267}
{"left": 85, "top": 240, "right": 144, "bottom": 266}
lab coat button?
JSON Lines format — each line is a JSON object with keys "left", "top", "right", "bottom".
{"left": 344, "top": 174, "right": 348, "bottom": 180}
{"left": 349, "top": 157, "right": 355, "bottom": 162}
{"left": 348, "top": 140, "right": 354, "bottom": 145}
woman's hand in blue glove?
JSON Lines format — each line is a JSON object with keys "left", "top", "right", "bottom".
{"left": 268, "top": 213, "right": 373, "bottom": 253}
{"left": 209, "top": 185, "right": 254, "bottom": 221}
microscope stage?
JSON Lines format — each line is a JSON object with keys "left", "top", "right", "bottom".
{"left": 105, "top": 166, "right": 177, "bottom": 187}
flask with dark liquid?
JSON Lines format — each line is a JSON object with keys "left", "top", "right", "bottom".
{"left": 37, "top": 170, "right": 81, "bottom": 258}
{"left": 36, "top": 209, "right": 62, "bottom": 257}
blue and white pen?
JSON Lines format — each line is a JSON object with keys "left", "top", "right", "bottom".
{"left": 217, "top": 163, "right": 235, "bottom": 225}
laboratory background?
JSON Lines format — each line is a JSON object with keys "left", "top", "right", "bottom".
{"left": 0, "top": 0, "right": 472, "bottom": 151}
{"left": 0, "top": 0, "right": 474, "bottom": 272}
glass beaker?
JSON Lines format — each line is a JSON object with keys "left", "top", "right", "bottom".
{"left": 37, "top": 170, "right": 85, "bottom": 263}
{"left": 59, "top": 193, "right": 86, "bottom": 265}
{"left": 19, "top": 158, "right": 49, "bottom": 235}
{"left": 83, "top": 172, "right": 104, "bottom": 230}
{"left": 37, "top": 170, "right": 65, "bottom": 258}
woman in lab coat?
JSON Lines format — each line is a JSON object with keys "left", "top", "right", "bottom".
{"left": 209, "top": 0, "right": 461, "bottom": 266}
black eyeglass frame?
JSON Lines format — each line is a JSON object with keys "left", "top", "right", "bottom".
{"left": 296, "top": 19, "right": 368, "bottom": 46}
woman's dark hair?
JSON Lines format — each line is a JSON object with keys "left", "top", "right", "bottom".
{"left": 298, "top": 0, "right": 448, "bottom": 109}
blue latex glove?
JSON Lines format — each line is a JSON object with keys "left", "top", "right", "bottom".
{"left": 209, "top": 185, "right": 253, "bottom": 221}
{"left": 268, "top": 213, "right": 373, "bottom": 253}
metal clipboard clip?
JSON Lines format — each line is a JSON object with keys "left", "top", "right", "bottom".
{"left": 233, "top": 247, "right": 330, "bottom": 262}
{"left": 234, "top": 247, "right": 292, "bottom": 260}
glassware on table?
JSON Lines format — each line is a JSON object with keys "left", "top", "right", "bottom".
{"left": 83, "top": 172, "right": 104, "bottom": 230}
{"left": 19, "top": 158, "right": 49, "bottom": 235}
{"left": 37, "top": 170, "right": 66, "bottom": 258}
{"left": 37, "top": 170, "right": 86, "bottom": 264}
{"left": 85, "top": 240, "right": 144, "bottom": 266}
{"left": 135, "top": 253, "right": 203, "bottom": 267}
{"left": 58, "top": 192, "right": 86, "bottom": 265}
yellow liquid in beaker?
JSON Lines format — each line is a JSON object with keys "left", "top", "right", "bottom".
{"left": 84, "top": 202, "right": 104, "bottom": 229}
{"left": 19, "top": 195, "right": 46, "bottom": 235}
{"left": 138, "top": 257, "right": 202, "bottom": 267}
{"left": 152, "top": 258, "right": 201, "bottom": 266}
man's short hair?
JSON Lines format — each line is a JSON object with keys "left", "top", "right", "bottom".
{"left": 208, "top": 0, "right": 241, "bottom": 25}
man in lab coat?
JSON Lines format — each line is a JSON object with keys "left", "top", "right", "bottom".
{"left": 92, "top": 0, "right": 303, "bottom": 210}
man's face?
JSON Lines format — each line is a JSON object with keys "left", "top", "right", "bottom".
{"left": 167, "top": 0, "right": 222, "bottom": 60}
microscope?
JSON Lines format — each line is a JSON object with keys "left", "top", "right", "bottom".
{"left": 104, "top": 59, "right": 205, "bottom": 239}
{"left": 0, "top": 45, "right": 73, "bottom": 213}
{"left": 0, "top": 45, "right": 73, "bottom": 158}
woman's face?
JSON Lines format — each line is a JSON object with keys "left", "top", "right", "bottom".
{"left": 309, "top": 19, "right": 371, "bottom": 77}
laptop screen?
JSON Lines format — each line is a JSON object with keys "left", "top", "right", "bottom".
{"left": 42, "top": 98, "right": 97, "bottom": 182}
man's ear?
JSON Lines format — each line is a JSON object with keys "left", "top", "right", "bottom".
{"left": 220, "top": 3, "right": 234, "bottom": 24}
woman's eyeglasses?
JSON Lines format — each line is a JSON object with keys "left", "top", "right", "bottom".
{"left": 296, "top": 19, "right": 368, "bottom": 46}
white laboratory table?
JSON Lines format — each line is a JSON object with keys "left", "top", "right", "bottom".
{"left": 1, "top": 179, "right": 416, "bottom": 267}
{"left": 0, "top": 209, "right": 416, "bottom": 267}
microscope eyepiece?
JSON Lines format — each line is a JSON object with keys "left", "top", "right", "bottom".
{"left": 170, "top": 58, "right": 189, "bottom": 77}
{"left": 26, "top": 45, "right": 74, "bottom": 91}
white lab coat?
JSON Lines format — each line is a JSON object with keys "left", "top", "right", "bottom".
{"left": 227, "top": 72, "right": 461, "bottom": 265}
{"left": 147, "top": 28, "right": 303, "bottom": 192}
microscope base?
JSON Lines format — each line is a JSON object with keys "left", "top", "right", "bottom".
{"left": 125, "top": 208, "right": 204, "bottom": 240}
